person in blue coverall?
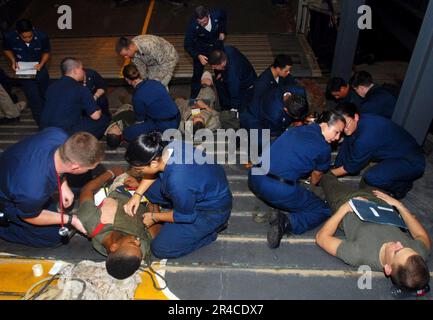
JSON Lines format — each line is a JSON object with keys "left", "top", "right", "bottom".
{"left": 122, "top": 64, "right": 180, "bottom": 142}
{"left": 326, "top": 77, "right": 363, "bottom": 108}
{"left": 248, "top": 110, "right": 346, "bottom": 248}
{"left": 0, "top": 129, "right": 105, "bottom": 247}
{"left": 82, "top": 68, "right": 111, "bottom": 118}
{"left": 184, "top": 5, "right": 227, "bottom": 98}
{"left": 241, "top": 86, "right": 308, "bottom": 158}
{"left": 3, "top": 19, "right": 51, "bottom": 126}
{"left": 208, "top": 46, "right": 257, "bottom": 112}
{"left": 40, "top": 57, "right": 109, "bottom": 139}
{"left": 350, "top": 71, "right": 397, "bottom": 119}
{"left": 123, "top": 132, "right": 232, "bottom": 259}
{"left": 332, "top": 103, "right": 425, "bottom": 199}
{"left": 244, "top": 54, "right": 297, "bottom": 116}
{"left": 241, "top": 85, "right": 308, "bottom": 137}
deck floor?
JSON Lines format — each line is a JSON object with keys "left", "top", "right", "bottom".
{"left": 0, "top": 84, "right": 432, "bottom": 300}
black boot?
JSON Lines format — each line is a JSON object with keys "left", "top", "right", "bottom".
{"left": 391, "top": 183, "right": 413, "bottom": 200}
{"left": 267, "top": 211, "right": 291, "bottom": 249}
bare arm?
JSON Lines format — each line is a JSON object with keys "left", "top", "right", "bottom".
{"left": 23, "top": 209, "right": 87, "bottom": 234}
{"left": 23, "top": 209, "right": 63, "bottom": 226}
{"left": 310, "top": 170, "right": 323, "bottom": 186}
{"left": 35, "top": 52, "right": 50, "bottom": 71}
{"left": 90, "top": 109, "right": 102, "bottom": 120}
{"left": 93, "top": 88, "right": 105, "bottom": 100}
{"left": 124, "top": 177, "right": 157, "bottom": 216}
{"left": 331, "top": 166, "right": 348, "bottom": 177}
{"left": 143, "top": 210, "right": 174, "bottom": 227}
{"left": 373, "top": 191, "right": 432, "bottom": 250}
{"left": 316, "top": 202, "right": 352, "bottom": 256}
{"left": 4, "top": 50, "right": 17, "bottom": 70}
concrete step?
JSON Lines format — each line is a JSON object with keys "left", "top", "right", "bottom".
{"left": 162, "top": 267, "right": 391, "bottom": 300}
{"left": 165, "top": 239, "right": 352, "bottom": 271}
{"left": 231, "top": 194, "right": 270, "bottom": 213}
{"left": 0, "top": 34, "right": 320, "bottom": 80}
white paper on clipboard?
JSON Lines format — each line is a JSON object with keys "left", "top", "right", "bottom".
{"left": 16, "top": 61, "right": 38, "bottom": 76}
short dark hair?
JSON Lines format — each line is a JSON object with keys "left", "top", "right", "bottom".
{"left": 391, "top": 255, "right": 430, "bottom": 291}
{"left": 122, "top": 63, "right": 141, "bottom": 81}
{"left": 350, "top": 71, "right": 373, "bottom": 88}
{"left": 326, "top": 77, "right": 348, "bottom": 95}
{"left": 60, "top": 57, "right": 82, "bottom": 75}
{"left": 316, "top": 109, "right": 346, "bottom": 127}
{"left": 16, "top": 19, "right": 33, "bottom": 34}
{"left": 116, "top": 37, "right": 132, "bottom": 54}
{"left": 106, "top": 134, "right": 122, "bottom": 149}
{"left": 284, "top": 94, "right": 308, "bottom": 120}
{"left": 195, "top": 5, "right": 210, "bottom": 19}
{"left": 272, "top": 54, "right": 293, "bottom": 69}
{"left": 106, "top": 250, "right": 142, "bottom": 280}
{"left": 208, "top": 49, "right": 227, "bottom": 66}
{"left": 125, "top": 131, "right": 167, "bottom": 167}
{"left": 334, "top": 103, "right": 360, "bottom": 119}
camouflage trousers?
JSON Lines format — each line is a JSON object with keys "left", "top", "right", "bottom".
{"left": 133, "top": 51, "right": 179, "bottom": 88}
{"left": 0, "top": 84, "right": 26, "bottom": 119}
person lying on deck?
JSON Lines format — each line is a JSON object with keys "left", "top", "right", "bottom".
{"left": 75, "top": 167, "right": 159, "bottom": 280}
{"left": 175, "top": 71, "right": 221, "bottom": 137}
{"left": 316, "top": 173, "right": 431, "bottom": 294}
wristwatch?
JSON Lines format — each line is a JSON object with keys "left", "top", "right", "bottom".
{"left": 66, "top": 214, "right": 74, "bottom": 228}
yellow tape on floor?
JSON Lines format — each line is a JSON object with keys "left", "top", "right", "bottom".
{"left": 0, "top": 257, "right": 169, "bottom": 300}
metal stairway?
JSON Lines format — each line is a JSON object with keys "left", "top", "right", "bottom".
{"left": 1, "top": 106, "right": 433, "bottom": 300}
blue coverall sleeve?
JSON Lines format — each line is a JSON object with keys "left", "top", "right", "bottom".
{"left": 217, "top": 10, "right": 228, "bottom": 34}
{"left": 314, "top": 149, "right": 331, "bottom": 172}
{"left": 227, "top": 73, "right": 242, "bottom": 109}
{"left": 252, "top": 80, "right": 268, "bottom": 102}
{"left": 132, "top": 95, "right": 147, "bottom": 121}
{"left": 339, "top": 138, "right": 374, "bottom": 175}
{"left": 167, "top": 177, "right": 198, "bottom": 224}
{"left": 360, "top": 99, "right": 381, "bottom": 116}
{"left": 13, "top": 193, "right": 46, "bottom": 220}
{"left": 184, "top": 20, "right": 199, "bottom": 59}
{"left": 92, "top": 70, "right": 107, "bottom": 91}
{"left": 40, "top": 33, "right": 51, "bottom": 53}
{"left": 2, "top": 33, "right": 12, "bottom": 51}
{"left": 79, "top": 87, "right": 99, "bottom": 116}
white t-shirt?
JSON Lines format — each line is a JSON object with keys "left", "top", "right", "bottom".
{"left": 204, "top": 19, "right": 212, "bottom": 32}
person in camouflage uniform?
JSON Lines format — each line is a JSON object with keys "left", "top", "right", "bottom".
{"left": 175, "top": 71, "right": 221, "bottom": 136}
{"left": 116, "top": 35, "right": 179, "bottom": 88}
{"left": 75, "top": 167, "right": 158, "bottom": 280}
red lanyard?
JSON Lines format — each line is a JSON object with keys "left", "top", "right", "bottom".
{"left": 56, "top": 172, "right": 65, "bottom": 229}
